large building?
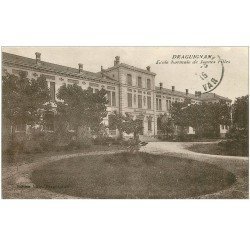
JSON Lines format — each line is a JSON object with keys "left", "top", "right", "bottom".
{"left": 2, "top": 52, "right": 232, "bottom": 138}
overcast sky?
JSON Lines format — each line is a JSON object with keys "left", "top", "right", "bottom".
{"left": 2, "top": 47, "right": 248, "bottom": 101}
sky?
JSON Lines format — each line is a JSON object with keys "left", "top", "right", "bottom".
{"left": 2, "top": 47, "right": 248, "bottom": 102}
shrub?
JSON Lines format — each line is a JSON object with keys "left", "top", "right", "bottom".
{"left": 93, "top": 136, "right": 122, "bottom": 146}
{"left": 23, "top": 140, "right": 43, "bottom": 154}
{"left": 65, "top": 139, "right": 92, "bottom": 151}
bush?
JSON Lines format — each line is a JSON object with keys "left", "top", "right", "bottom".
{"left": 23, "top": 140, "right": 43, "bottom": 154}
{"left": 158, "top": 134, "right": 198, "bottom": 142}
{"left": 4, "top": 139, "right": 24, "bottom": 155}
{"left": 64, "top": 140, "right": 91, "bottom": 151}
{"left": 93, "top": 136, "right": 122, "bottom": 146}
{"left": 157, "top": 134, "right": 173, "bottom": 141}
{"left": 218, "top": 127, "right": 248, "bottom": 156}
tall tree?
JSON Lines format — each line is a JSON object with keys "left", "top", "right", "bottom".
{"left": 108, "top": 112, "right": 143, "bottom": 139}
{"left": 170, "top": 101, "right": 231, "bottom": 138}
{"left": 56, "top": 84, "right": 108, "bottom": 136}
{"left": 2, "top": 72, "right": 51, "bottom": 134}
{"left": 158, "top": 113, "right": 174, "bottom": 136}
{"left": 232, "top": 95, "right": 248, "bottom": 129}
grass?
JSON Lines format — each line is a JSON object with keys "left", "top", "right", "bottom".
{"left": 188, "top": 143, "right": 248, "bottom": 157}
{"left": 30, "top": 152, "right": 236, "bottom": 199}
{"left": 2, "top": 144, "right": 124, "bottom": 166}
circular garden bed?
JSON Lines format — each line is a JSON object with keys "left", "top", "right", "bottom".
{"left": 31, "top": 152, "right": 236, "bottom": 198}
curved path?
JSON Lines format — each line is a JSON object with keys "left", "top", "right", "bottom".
{"left": 141, "top": 142, "right": 249, "bottom": 198}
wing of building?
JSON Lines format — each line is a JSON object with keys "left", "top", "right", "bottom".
{"left": 2, "top": 52, "right": 232, "bottom": 138}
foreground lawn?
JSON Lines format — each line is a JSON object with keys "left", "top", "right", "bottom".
{"left": 2, "top": 144, "right": 124, "bottom": 166}
{"left": 31, "top": 152, "right": 236, "bottom": 199}
{"left": 188, "top": 143, "right": 248, "bottom": 157}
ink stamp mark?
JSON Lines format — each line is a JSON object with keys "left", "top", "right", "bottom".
{"left": 195, "top": 55, "right": 224, "bottom": 93}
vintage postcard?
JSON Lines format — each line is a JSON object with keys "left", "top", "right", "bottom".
{"left": 1, "top": 47, "right": 249, "bottom": 199}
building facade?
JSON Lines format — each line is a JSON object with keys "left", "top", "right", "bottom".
{"left": 2, "top": 52, "right": 232, "bottom": 138}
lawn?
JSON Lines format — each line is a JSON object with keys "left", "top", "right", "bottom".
{"left": 188, "top": 143, "right": 248, "bottom": 157}
{"left": 2, "top": 144, "right": 124, "bottom": 166}
{"left": 31, "top": 152, "right": 236, "bottom": 199}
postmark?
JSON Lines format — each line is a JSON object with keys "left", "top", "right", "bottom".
{"left": 195, "top": 55, "right": 224, "bottom": 93}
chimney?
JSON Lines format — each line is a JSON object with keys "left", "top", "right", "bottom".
{"left": 146, "top": 66, "right": 151, "bottom": 71}
{"left": 101, "top": 66, "right": 103, "bottom": 71}
{"left": 172, "top": 86, "right": 175, "bottom": 92}
{"left": 186, "top": 89, "right": 189, "bottom": 95}
{"left": 35, "top": 52, "right": 41, "bottom": 64}
{"left": 159, "top": 82, "right": 163, "bottom": 90}
{"left": 195, "top": 91, "right": 198, "bottom": 97}
{"left": 78, "top": 63, "right": 83, "bottom": 73}
{"left": 114, "top": 56, "right": 120, "bottom": 66}
{"left": 198, "top": 91, "right": 201, "bottom": 98}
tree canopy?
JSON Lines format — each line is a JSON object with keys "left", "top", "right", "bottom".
{"left": 170, "top": 101, "right": 231, "bottom": 137}
{"left": 109, "top": 111, "right": 143, "bottom": 139}
{"left": 2, "top": 72, "right": 51, "bottom": 128}
{"left": 56, "top": 84, "right": 108, "bottom": 134}
{"left": 232, "top": 95, "right": 248, "bottom": 129}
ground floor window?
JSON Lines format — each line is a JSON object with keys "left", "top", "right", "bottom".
{"left": 157, "top": 117, "right": 162, "bottom": 131}
{"left": 127, "top": 93, "right": 132, "bottom": 107}
{"left": 148, "top": 117, "right": 152, "bottom": 131}
{"left": 50, "top": 82, "right": 56, "bottom": 102}
{"left": 138, "top": 119, "right": 144, "bottom": 135}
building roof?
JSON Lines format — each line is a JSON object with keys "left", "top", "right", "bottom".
{"left": 155, "top": 86, "right": 232, "bottom": 102}
{"left": 2, "top": 52, "right": 118, "bottom": 84}
{"left": 104, "top": 63, "right": 156, "bottom": 76}
{"left": 200, "top": 92, "right": 232, "bottom": 102}
{"left": 155, "top": 86, "right": 201, "bottom": 100}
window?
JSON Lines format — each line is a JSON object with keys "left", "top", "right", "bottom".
{"left": 159, "top": 99, "right": 162, "bottom": 110}
{"left": 68, "top": 79, "right": 79, "bottom": 84}
{"left": 137, "top": 76, "right": 142, "bottom": 88}
{"left": 42, "top": 74, "right": 55, "bottom": 80}
{"left": 157, "top": 117, "right": 162, "bottom": 131}
{"left": 147, "top": 96, "right": 151, "bottom": 109}
{"left": 147, "top": 79, "right": 151, "bottom": 89}
{"left": 50, "top": 82, "right": 56, "bottom": 102}
{"left": 138, "top": 95, "right": 142, "bottom": 108}
{"left": 143, "top": 96, "right": 146, "bottom": 106}
{"left": 127, "top": 74, "right": 132, "bottom": 86}
{"left": 148, "top": 118, "right": 152, "bottom": 131}
{"left": 166, "top": 99, "right": 171, "bottom": 111}
{"left": 156, "top": 98, "right": 162, "bottom": 110}
{"left": 127, "top": 93, "right": 132, "bottom": 107}
{"left": 107, "top": 91, "right": 111, "bottom": 106}
{"left": 112, "top": 91, "right": 116, "bottom": 106}
{"left": 134, "top": 94, "right": 137, "bottom": 105}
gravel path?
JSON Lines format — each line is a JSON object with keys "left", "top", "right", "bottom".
{"left": 141, "top": 142, "right": 249, "bottom": 198}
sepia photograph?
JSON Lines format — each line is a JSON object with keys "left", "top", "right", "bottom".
{"left": 1, "top": 47, "right": 248, "bottom": 199}
{"left": 1, "top": 1, "right": 250, "bottom": 250}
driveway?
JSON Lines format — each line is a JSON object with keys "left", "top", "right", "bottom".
{"left": 141, "top": 142, "right": 249, "bottom": 199}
